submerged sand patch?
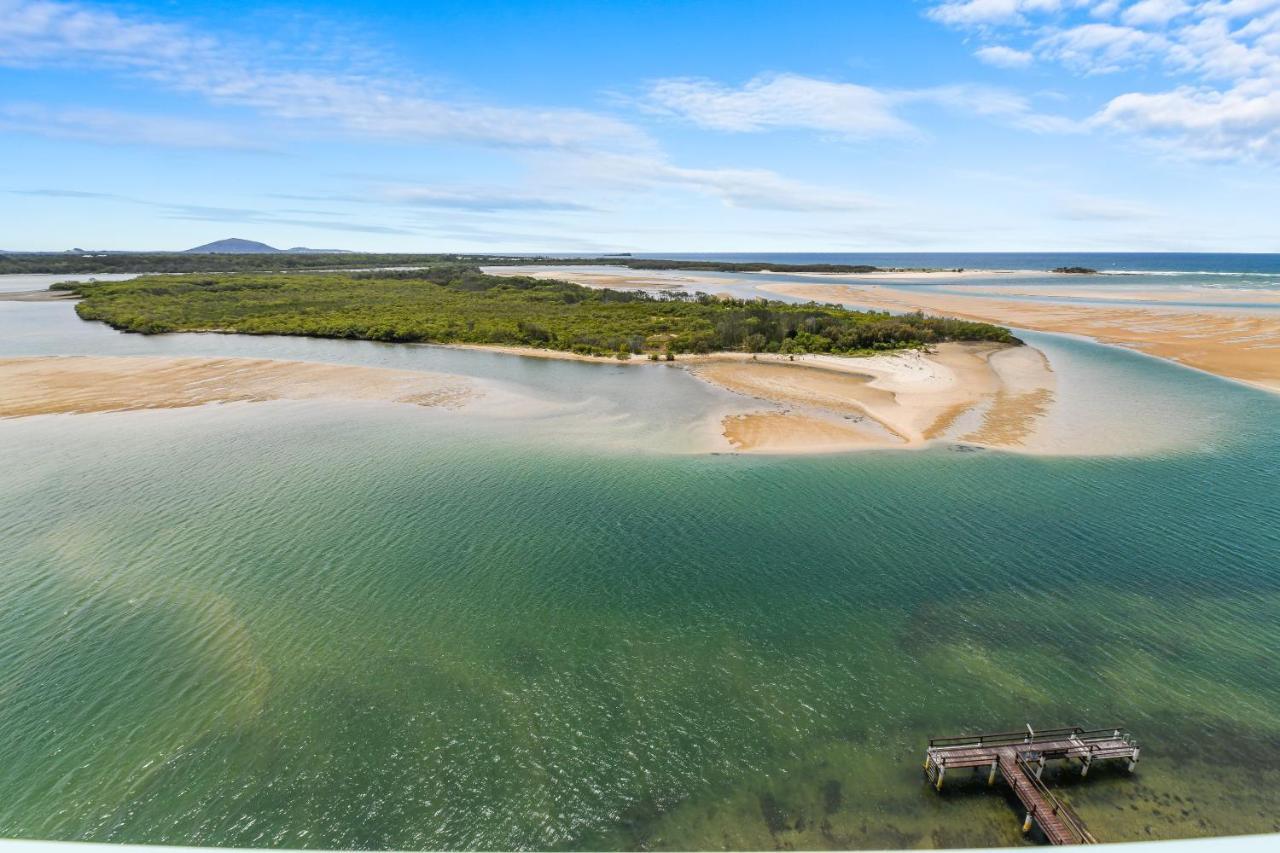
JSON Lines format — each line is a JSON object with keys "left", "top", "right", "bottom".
{"left": 0, "top": 356, "right": 477, "bottom": 418}
{"left": 761, "top": 282, "right": 1280, "bottom": 393}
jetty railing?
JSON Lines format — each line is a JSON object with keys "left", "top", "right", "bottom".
{"left": 1016, "top": 753, "right": 1098, "bottom": 845}
{"left": 928, "top": 725, "right": 1132, "bottom": 750}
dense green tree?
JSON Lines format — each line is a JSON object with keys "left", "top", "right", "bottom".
{"left": 61, "top": 266, "right": 1020, "bottom": 357}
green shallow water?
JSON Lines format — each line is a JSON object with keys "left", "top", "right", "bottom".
{"left": 1, "top": 299, "right": 1279, "bottom": 849}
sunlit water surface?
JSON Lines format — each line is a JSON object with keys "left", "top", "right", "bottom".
{"left": 1, "top": 287, "right": 1278, "bottom": 849}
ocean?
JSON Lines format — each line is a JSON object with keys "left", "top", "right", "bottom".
{"left": 629, "top": 252, "right": 1280, "bottom": 275}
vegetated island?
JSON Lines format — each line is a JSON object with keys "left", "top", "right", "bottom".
{"left": 58, "top": 265, "right": 1017, "bottom": 357}
{"left": 1052, "top": 266, "right": 1099, "bottom": 274}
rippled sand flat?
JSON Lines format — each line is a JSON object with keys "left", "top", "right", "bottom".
{"left": 0, "top": 356, "right": 477, "bottom": 418}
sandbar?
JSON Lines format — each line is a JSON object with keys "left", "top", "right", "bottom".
{"left": 688, "top": 343, "right": 1056, "bottom": 454}
{"left": 0, "top": 356, "right": 477, "bottom": 418}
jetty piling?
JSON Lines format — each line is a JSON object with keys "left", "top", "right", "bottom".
{"left": 923, "top": 725, "right": 1140, "bottom": 845}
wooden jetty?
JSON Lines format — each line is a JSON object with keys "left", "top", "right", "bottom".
{"left": 923, "top": 725, "right": 1140, "bottom": 846}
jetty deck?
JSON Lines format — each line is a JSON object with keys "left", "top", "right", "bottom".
{"left": 923, "top": 726, "right": 1140, "bottom": 845}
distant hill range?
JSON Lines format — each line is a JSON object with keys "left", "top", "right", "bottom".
{"left": 185, "top": 238, "right": 351, "bottom": 254}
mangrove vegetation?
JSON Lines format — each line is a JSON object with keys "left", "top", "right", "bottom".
{"left": 61, "top": 266, "right": 1019, "bottom": 357}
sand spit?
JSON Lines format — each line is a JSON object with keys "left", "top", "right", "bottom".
{"left": 689, "top": 343, "right": 1056, "bottom": 454}
{"left": 762, "top": 283, "right": 1280, "bottom": 393}
{"left": 0, "top": 289, "right": 81, "bottom": 302}
{"left": 0, "top": 356, "right": 477, "bottom": 418}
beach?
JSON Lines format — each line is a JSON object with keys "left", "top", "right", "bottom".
{"left": 687, "top": 343, "right": 1055, "bottom": 453}
{"left": 0, "top": 342, "right": 1061, "bottom": 456}
{"left": 757, "top": 282, "right": 1280, "bottom": 393}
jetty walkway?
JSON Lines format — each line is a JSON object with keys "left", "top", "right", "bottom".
{"left": 924, "top": 725, "right": 1140, "bottom": 845}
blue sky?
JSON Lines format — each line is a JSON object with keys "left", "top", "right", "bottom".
{"left": 2, "top": 0, "right": 1278, "bottom": 252}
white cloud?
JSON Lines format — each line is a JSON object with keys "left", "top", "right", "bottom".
{"left": 642, "top": 74, "right": 1070, "bottom": 138}
{"left": 0, "top": 103, "right": 259, "bottom": 149}
{"left": 1120, "top": 0, "right": 1191, "bottom": 26}
{"left": 975, "top": 44, "right": 1036, "bottom": 66}
{"left": 1035, "top": 23, "right": 1176, "bottom": 73}
{"left": 554, "top": 153, "right": 879, "bottom": 212}
{"left": 928, "top": 0, "right": 1082, "bottom": 26}
{"left": 924, "top": 0, "right": 1280, "bottom": 162}
{"left": 377, "top": 186, "right": 597, "bottom": 213}
{"left": 1090, "top": 80, "right": 1280, "bottom": 161}
{"left": 0, "top": 0, "right": 648, "bottom": 152}
{"left": 642, "top": 73, "right": 911, "bottom": 138}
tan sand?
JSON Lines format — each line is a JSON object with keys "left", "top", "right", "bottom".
{"left": 761, "top": 283, "right": 1280, "bottom": 393}
{"left": 0, "top": 356, "right": 476, "bottom": 418}
{"left": 721, "top": 412, "right": 886, "bottom": 454}
{"left": 690, "top": 343, "right": 1056, "bottom": 453}
{"left": 931, "top": 283, "right": 1280, "bottom": 305}
{"left": 0, "top": 289, "right": 81, "bottom": 302}
{"left": 0, "top": 346, "right": 1064, "bottom": 456}
{"left": 482, "top": 265, "right": 732, "bottom": 292}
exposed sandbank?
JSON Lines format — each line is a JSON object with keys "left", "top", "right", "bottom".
{"left": 0, "top": 289, "right": 81, "bottom": 302}
{"left": 690, "top": 343, "right": 1057, "bottom": 454}
{"left": 0, "top": 356, "right": 477, "bottom": 418}
{"left": 0, "top": 345, "right": 1060, "bottom": 457}
{"left": 761, "top": 282, "right": 1280, "bottom": 393}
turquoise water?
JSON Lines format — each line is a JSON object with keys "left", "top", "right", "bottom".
{"left": 1, "top": 296, "right": 1279, "bottom": 849}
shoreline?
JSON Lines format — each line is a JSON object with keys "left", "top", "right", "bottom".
{"left": 758, "top": 282, "right": 1280, "bottom": 394}
{"left": 0, "top": 289, "right": 82, "bottom": 302}
{"left": 0, "top": 342, "right": 1065, "bottom": 456}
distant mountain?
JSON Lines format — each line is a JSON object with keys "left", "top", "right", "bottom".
{"left": 184, "top": 238, "right": 352, "bottom": 254}
{"left": 186, "top": 238, "right": 282, "bottom": 254}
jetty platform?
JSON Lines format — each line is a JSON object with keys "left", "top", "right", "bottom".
{"left": 924, "top": 725, "right": 1140, "bottom": 845}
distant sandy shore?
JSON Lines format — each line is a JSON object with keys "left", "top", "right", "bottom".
{"left": 779, "top": 269, "right": 1043, "bottom": 282}
{"left": 483, "top": 265, "right": 728, "bottom": 292}
{"left": 930, "top": 282, "right": 1280, "bottom": 305}
{"left": 485, "top": 265, "right": 1051, "bottom": 287}
{"left": 0, "top": 356, "right": 476, "bottom": 418}
{"left": 761, "top": 283, "right": 1280, "bottom": 393}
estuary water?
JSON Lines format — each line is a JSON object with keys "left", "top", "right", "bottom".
{"left": 1, "top": 288, "right": 1279, "bottom": 849}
